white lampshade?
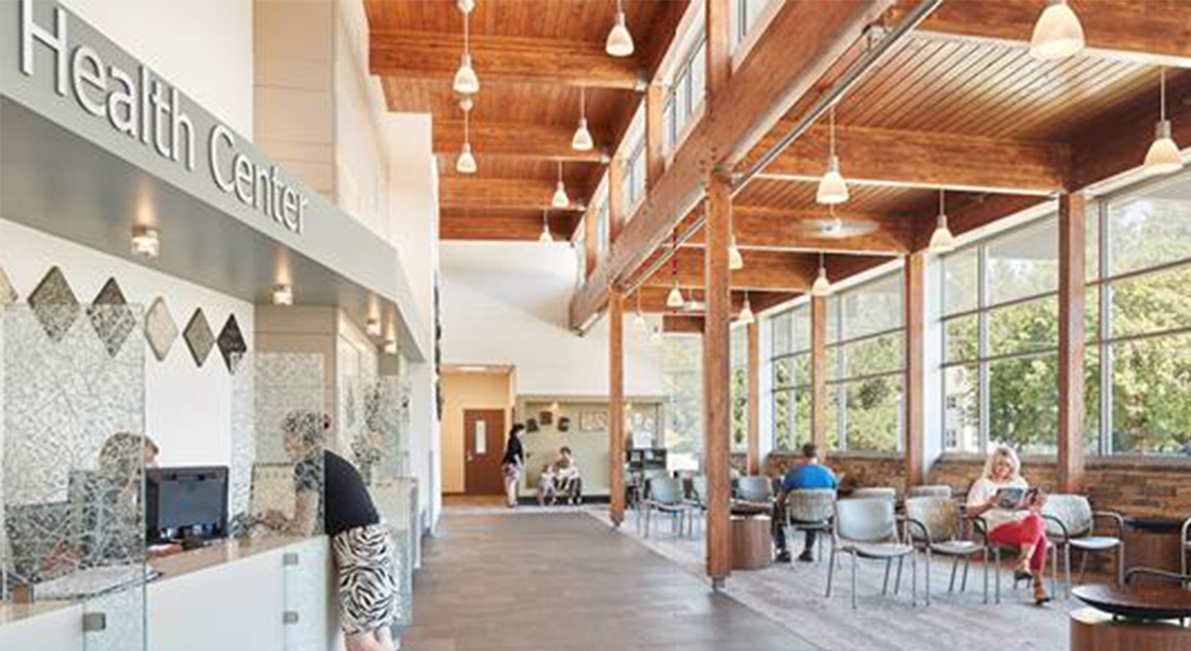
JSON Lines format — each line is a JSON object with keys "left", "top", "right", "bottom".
{"left": 130, "top": 225, "right": 160, "bottom": 259}
{"left": 666, "top": 285, "right": 685, "bottom": 309}
{"left": 1144, "top": 120, "right": 1184, "bottom": 175}
{"left": 272, "top": 283, "right": 294, "bottom": 306}
{"left": 572, "top": 118, "right": 594, "bottom": 151}
{"left": 606, "top": 12, "right": 634, "bottom": 57}
{"left": 539, "top": 225, "right": 554, "bottom": 244}
{"left": 552, "top": 181, "right": 570, "bottom": 208}
{"left": 649, "top": 325, "right": 663, "bottom": 342}
{"left": 456, "top": 143, "right": 477, "bottom": 174}
{"left": 456, "top": 0, "right": 474, "bottom": 13}
{"left": 1030, "top": 0, "right": 1085, "bottom": 61}
{"left": 366, "top": 318, "right": 382, "bottom": 337}
{"left": 728, "top": 237, "right": 744, "bottom": 271}
{"left": 811, "top": 266, "right": 832, "bottom": 297}
{"left": 453, "top": 54, "right": 480, "bottom": 95}
{"left": 383, "top": 339, "right": 398, "bottom": 355}
{"left": 929, "top": 216, "right": 956, "bottom": 254}
{"left": 633, "top": 311, "right": 647, "bottom": 332}
{"left": 816, "top": 155, "right": 849, "bottom": 205}
{"left": 738, "top": 299, "right": 755, "bottom": 325}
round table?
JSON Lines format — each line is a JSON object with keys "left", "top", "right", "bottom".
{"left": 1071, "top": 585, "right": 1191, "bottom": 651}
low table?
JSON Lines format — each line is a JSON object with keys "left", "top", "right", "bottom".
{"left": 1071, "top": 584, "right": 1191, "bottom": 651}
{"left": 731, "top": 515, "right": 772, "bottom": 571}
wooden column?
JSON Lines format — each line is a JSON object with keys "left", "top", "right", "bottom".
{"left": 645, "top": 83, "right": 666, "bottom": 191}
{"left": 703, "top": 0, "right": 733, "bottom": 586}
{"left": 810, "top": 295, "right": 828, "bottom": 450}
{"left": 609, "top": 288, "right": 627, "bottom": 526}
{"left": 1058, "top": 193, "right": 1087, "bottom": 493}
{"left": 747, "top": 321, "right": 761, "bottom": 475}
{"left": 608, "top": 158, "right": 627, "bottom": 243}
{"left": 584, "top": 203, "right": 599, "bottom": 279}
{"left": 904, "top": 252, "right": 926, "bottom": 489}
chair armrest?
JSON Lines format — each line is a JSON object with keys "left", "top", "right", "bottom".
{"left": 903, "top": 517, "right": 933, "bottom": 547}
{"left": 1092, "top": 511, "right": 1125, "bottom": 538}
{"left": 1042, "top": 514, "right": 1071, "bottom": 543}
{"left": 1182, "top": 517, "right": 1191, "bottom": 545}
{"left": 1125, "top": 567, "right": 1191, "bottom": 586}
{"left": 971, "top": 515, "right": 993, "bottom": 545}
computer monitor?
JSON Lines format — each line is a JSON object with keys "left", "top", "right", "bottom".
{"left": 145, "top": 467, "right": 229, "bottom": 544}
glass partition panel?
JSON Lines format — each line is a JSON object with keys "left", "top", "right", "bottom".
{"left": 2, "top": 304, "right": 146, "bottom": 651}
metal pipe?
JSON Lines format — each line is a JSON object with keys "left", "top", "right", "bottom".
{"left": 729, "top": 0, "right": 943, "bottom": 199}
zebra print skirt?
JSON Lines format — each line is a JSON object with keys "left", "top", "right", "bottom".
{"left": 331, "top": 523, "right": 399, "bottom": 634}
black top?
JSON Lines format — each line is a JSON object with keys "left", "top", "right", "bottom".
{"left": 295, "top": 451, "right": 380, "bottom": 538}
{"left": 501, "top": 435, "right": 524, "bottom": 467}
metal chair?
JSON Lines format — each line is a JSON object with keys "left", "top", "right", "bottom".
{"left": 685, "top": 476, "right": 708, "bottom": 536}
{"left": 1042, "top": 494, "right": 1125, "bottom": 594}
{"left": 852, "top": 487, "right": 897, "bottom": 502}
{"left": 1182, "top": 517, "right": 1190, "bottom": 589}
{"left": 825, "top": 498, "right": 919, "bottom": 609}
{"left": 904, "top": 496, "right": 988, "bottom": 605}
{"left": 736, "top": 476, "right": 774, "bottom": 504}
{"left": 640, "top": 477, "right": 693, "bottom": 538}
{"left": 972, "top": 514, "right": 1060, "bottom": 604}
{"left": 785, "top": 489, "right": 836, "bottom": 562}
{"left": 906, "top": 485, "right": 953, "bottom": 500}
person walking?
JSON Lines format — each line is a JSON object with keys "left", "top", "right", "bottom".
{"left": 501, "top": 424, "right": 526, "bottom": 508}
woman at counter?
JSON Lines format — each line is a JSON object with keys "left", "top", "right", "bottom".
{"left": 269, "top": 410, "right": 399, "bottom": 651}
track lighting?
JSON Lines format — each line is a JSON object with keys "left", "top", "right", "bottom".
{"left": 453, "top": 9, "right": 479, "bottom": 94}
{"left": 811, "top": 252, "right": 832, "bottom": 297}
{"left": 572, "top": 88, "right": 594, "bottom": 151}
{"left": 1145, "top": 68, "right": 1184, "bottom": 175}
{"left": 605, "top": 0, "right": 634, "bottom": 57}
{"left": 552, "top": 161, "right": 570, "bottom": 208}
{"left": 816, "top": 107, "right": 848, "bottom": 205}
{"left": 1030, "top": 0, "right": 1085, "bottom": 61}
{"left": 929, "top": 189, "right": 956, "bottom": 254}
{"left": 130, "top": 225, "right": 160, "bottom": 259}
{"left": 272, "top": 283, "right": 293, "bottom": 306}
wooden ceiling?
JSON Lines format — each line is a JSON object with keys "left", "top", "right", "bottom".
{"left": 365, "top": 0, "right": 688, "bottom": 243}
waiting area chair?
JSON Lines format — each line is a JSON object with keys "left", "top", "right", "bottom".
{"left": 639, "top": 477, "right": 693, "bottom": 538}
{"left": 784, "top": 488, "right": 836, "bottom": 562}
{"left": 903, "top": 496, "right": 988, "bottom": 605}
{"left": 735, "top": 476, "right": 775, "bottom": 505}
{"left": 1182, "top": 517, "right": 1190, "bottom": 586}
{"left": 906, "top": 485, "right": 953, "bottom": 500}
{"left": 826, "top": 498, "right": 919, "bottom": 609}
{"left": 851, "top": 487, "right": 897, "bottom": 502}
{"left": 1042, "top": 494, "right": 1125, "bottom": 594}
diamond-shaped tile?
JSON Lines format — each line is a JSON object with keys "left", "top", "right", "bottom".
{"left": 216, "top": 314, "right": 247, "bottom": 373}
{"left": 27, "top": 266, "right": 80, "bottom": 343}
{"left": 87, "top": 278, "right": 137, "bottom": 358}
{"left": 183, "top": 308, "right": 215, "bottom": 367}
{"left": 144, "top": 297, "right": 179, "bottom": 362}
{"left": 0, "top": 265, "right": 17, "bottom": 306}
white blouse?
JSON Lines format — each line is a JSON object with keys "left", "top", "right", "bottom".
{"left": 967, "top": 476, "right": 1031, "bottom": 533}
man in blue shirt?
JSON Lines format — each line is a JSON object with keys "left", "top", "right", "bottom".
{"left": 774, "top": 443, "right": 838, "bottom": 563}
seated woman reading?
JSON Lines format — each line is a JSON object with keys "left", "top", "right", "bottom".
{"left": 965, "top": 444, "right": 1051, "bottom": 605}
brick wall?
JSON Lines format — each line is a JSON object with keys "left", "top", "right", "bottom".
{"left": 765, "top": 453, "right": 908, "bottom": 495}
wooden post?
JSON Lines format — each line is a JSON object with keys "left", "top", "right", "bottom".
{"left": 608, "top": 158, "right": 627, "bottom": 243}
{"left": 747, "top": 321, "right": 761, "bottom": 475}
{"left": 609, "top": 288, "right": 626, "bottom": 526}
{"left": 810, "top": 295, "right": 828, "bottom": 450}
{"left": 704, "top": 175, "right": 733, "bottom": 582}
{"left": 645, "top": 83, "right": 666, "bottom": 191}
{"left": 584, "top": 203, "right": 599, "bottom": 279}
{"left": 904, "top": 252, "right": 926, "bottom": 489}
{"left": 1058, "top": 193, "right": 1087, "bottom": 493}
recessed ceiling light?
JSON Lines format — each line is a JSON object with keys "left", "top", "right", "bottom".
{"left": 130, "top": 225, "right": 160, "bottom": 259}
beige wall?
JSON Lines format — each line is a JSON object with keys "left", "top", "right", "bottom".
{"left": 441, "top": 372, "right": 514, "bottom": 494}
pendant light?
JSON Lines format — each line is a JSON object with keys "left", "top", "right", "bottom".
{"left": 1030, "top": 0, "right": 1085, "bottom": 61}
{"left": 552, "top": 161, "right": 570, "bottom": 208}
{"left": 456, "top": 99, "right": 477, "bottom": 174}
{"left": 130, "top": 225, "right": 160, "bottom": 258}
{"left": 649, "top": 324, "right": 663, "bottom": 343}
{"left": 456, "top": 0, "right": 474, "bottom": 14}
{"left": 666, "top": 229, "right": 684, "bottom": 308}
{"left": 811, "top": 252, "right": 832, "bottom": 297}
{"left": 453, "top": 7, "right": 480, "bottom": 95}
{"left": 816, "top": 107, "right": 849, "bottom": 205}
{"left": 929, "top": 189, "right": 957, "bottom": 253}
{"left": 738, "top": 290, "right": 755, "bottom": 325}
{"left": 633, "top": 291, "right": 648, "bottom": 332}
{"left": 272, "top": 283, "right": 294, "bottom": 306}
{"left": 539, "top": 210, "right": 554, "bottom": 244}
{"left": 572, "top": 87, "right": 594, "bottom": 151}
{"left": 1144, "top": 68, "right": 1184, "bottom": 175}
{"left": 605, "top": 0, "right": 634, "bottom": 58}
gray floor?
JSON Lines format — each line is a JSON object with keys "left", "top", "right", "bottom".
{"left": 400, "top": 512, "right": 825, "bottom": 651}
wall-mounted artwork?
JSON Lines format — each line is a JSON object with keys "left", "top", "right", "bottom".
{"left": 539, "top": 410, "right": 553, "bottom": 427}
{"left": 27, "top": 266, "right": 79, "bottom": 343}
{"left": 579, "top": 410, "right": 608, "bottom": 432}
{"left": 558, "top": 417, "right": 571, "bottom": 432}
{"left": 217, "top": 314, "right": 248, "bottom": 373}
{"left": 144, "top": 297, "right": 179, "bottom": 362}
{"left": 630, "top": 410, "right": 656, "bottom": 434}
{"left": 525, "top": 417, "right": 539, "bottom": 433}
{"left": 87, "top": 278, "right": 137, "bottom": 358}
{"left": 183, "top": 308, "right": 215, "bottom": 367}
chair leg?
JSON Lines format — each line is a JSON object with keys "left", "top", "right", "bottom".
{"left": 826, "top": 544, "right": 836, "bottom": 598}
{"left": 981, "top": 549, "right": 989, "bottom": 605}
{"left": 882, "top": 558, "right": 892, "bottom": 595}
{"left": 1065, "top": 545, "right": 1072, "bottom": 597}
{"left": 1116, "top": 543, "right": 1124, "bottom": 588}
{"left": 995, "top": 547, "right": 1002, "bottom": 605}
{"left": 1078, "top": 548, "right": 1089, "bottom": 586}
{"left": 948, "top": 555, "right": 960, "bottom": 593}
{"left": 913, "top": 551, "right": 920, "bottom": 608}
{"left": 895, "top": 556, "right": 904, "bottom": 595}
{"left": 924, "top": 549, "right": 931, "bottom": 606}
{"left": 962, "top": 555, "right": 972, "bottom": 593}
{"left": 851, "top": 553, "right": 858, "bottom": 610}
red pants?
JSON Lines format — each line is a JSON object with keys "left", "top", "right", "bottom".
{"left": 990, "top": 513, "right": 1049, "bottom": 574}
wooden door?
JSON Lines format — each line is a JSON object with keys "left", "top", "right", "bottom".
{"left": 464, "top": 409, "right": 506, "bottom": 495}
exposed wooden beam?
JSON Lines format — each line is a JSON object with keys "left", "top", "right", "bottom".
{"left": 686, "top": 207, "right": 914, "bottom": 254}
{"left": 640, "top": 249, "right": 816, "bottom": 291}
{"left": 433, "top": 119, "right": 610, "bottom": 162}
{"left": 662, "top": 314, "right": 706, "bottom": 334}
{"left": 439, "top": 178, "right": 587, "bottom": 212}
{"left": 645, "top": 83, "right": 667, "bottom": 190}
{"left": 632, "top": 287, "right": 795, "bottom": 315}
{"left": 370, "top": 30, "right": 647, "bottom": 89}
{"left": 910, "top": 193, "right": 1046, "bottom": 251}
{"left": 1057, "top": 193, "right": 1087, "bottom": 493}
{"left": 440, "top": 210, "right": 577, "bottom": 242}
{"left": 887, "top": 0, "right": 1191, "bottom": 68}
{"left": 751, "top": 124, "right": 1071, "bottom": 195}
{"left": 571, "top": 0, "right": 894, "bottom": 331}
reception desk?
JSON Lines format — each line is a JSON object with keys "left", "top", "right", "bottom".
{"left": 1, "top": 536, "right": 342, "bottom": 651}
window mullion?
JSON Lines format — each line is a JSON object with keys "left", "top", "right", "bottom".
{"left": 978, "top": 244, "right": 990, "bottom": 453}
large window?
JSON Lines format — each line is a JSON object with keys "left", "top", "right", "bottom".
{"left": 663, "top": 31, "right": 706, "bottom": 156}
{"left": 663, "top": 336, "right": 703, "bottom": 470}
{"left": 827, "top": 271, "right": 906, "bottom": 452}
{"left": 734, "top": 0, "right": 773, "bottom": 45}
{"left": 622, "top": 141, "right": 647, "bottom": 213}
{"left": 730, "top": 326, "right": 749, "bottom": 453}
{"left": 941, "top": 217, "right": 1060, "bottom": 455}
{"left": 770, "top": 305, "right": 812, "bottom": 452}
{"left": 1089, "top": 172, "right": 1191, "bottom": 456}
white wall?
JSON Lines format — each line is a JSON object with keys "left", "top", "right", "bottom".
{"left": 440, "top": 243, "right": 665, "bottom": 397}
{"left": 0, "top": 218, "right": 253, "bottom": 469}
{"left": 62, "top": 0, "right": 254, "bottom": 139}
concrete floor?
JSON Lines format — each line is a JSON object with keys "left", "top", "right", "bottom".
{"left": 400, "top": 512, "right": 825, "bottom": 651}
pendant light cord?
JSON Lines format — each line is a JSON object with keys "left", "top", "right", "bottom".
{"left": 829, "top": 106, "right": 836, "bottom": 157}
{"left": 1160, "top": 68, "right": 1167, "bottom": 120}
{"left": 463, "top": 8, "right": 470, "bottom": 56}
